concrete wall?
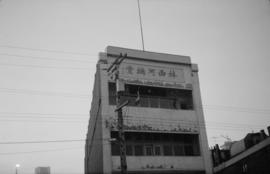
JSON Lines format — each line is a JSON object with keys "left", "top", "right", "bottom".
{"left": 85, "top": 63, "right": 104, "bottom": 174}
{"left": 106, "top": 46, "right": 191, "bottom": 65}
{"left": 86, "top": 47, "right": 213, "bottom": 174}
{"left": 112, "top": 156, "right": 204, "bottom": 172}
{"left": 105, "top": 107, "right": 199, "bottom": 134}
{"left": 191, "top": 64, "right": 213, "bottom": 174}
{"left": 99, "top": 57, "right": 115, "bottom": 174}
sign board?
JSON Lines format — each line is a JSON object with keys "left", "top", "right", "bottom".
{"left": 118, "top": 62, "right": 191, "bottom": 89}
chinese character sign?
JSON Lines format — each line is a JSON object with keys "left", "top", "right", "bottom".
{"left": 120, "top": 63, "right": 185, "bottom": 84}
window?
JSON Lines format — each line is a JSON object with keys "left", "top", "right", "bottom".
{"left": 139, "top": 96, "right": 149, "bottom": 107}
{"left": 110, "top": 131, "right": 200, "bottom": 156}
{"left": 134, "top": 133, "right": 143, "bottom": 141}
{"left": 184, "top": 145, "right": 194, "bottom": 156}
{"left": 134, "top": 145, "right": 144, "bottom": 156}
{"left": 149, "top": 97, "right": 159, "bottom": 108}
{"left": 145, "top": 145, "right": 153, "bottom": 156}
{"left": 163, "top": 145, "right": 173, "bottom": 156}
{"left": 126, "top": 145, "right": 133, "bottom": 156}
{"left": 108, "top": 83, "right": 194, "bottom": 110}
{"left": 111, "top": 143, "right": 120, "bottom": 156}
{"left": 160, "top": 98, "right": 172, "bottom": 109}
{"left": 154, "top": 145, "right": 161, "bottom": 156}
{"left": 108, "top": 83, "right": 116, "bottom": 105}
{"left": 174, "top": 145, "right": 184, "bottom": 156}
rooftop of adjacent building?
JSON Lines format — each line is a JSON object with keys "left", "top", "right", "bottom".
{"left": 212, "top": 126, "right": 270, "bottom": 172}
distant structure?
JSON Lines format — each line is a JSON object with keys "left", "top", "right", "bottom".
{"left": 35, "top": 167, "right": 50, "bottom": 174}
{"left": 85, "top": 46, "right": 213, "bottom": 174}
{"left": 211, "top": 126, "right": 270, "bottom": 174}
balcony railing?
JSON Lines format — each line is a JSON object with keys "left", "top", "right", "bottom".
{"left": 109, "top": 94, "right": 193, "bottom": 110}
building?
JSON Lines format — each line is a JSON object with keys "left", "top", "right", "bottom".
{"left": 212, "top": 127, "right": 270, "bottom": 174}
{"left": 35, "top": 167, "right": 50, "bottom": 174}
{"left": 85, "top": 46, "right": 213, "bottom": 174}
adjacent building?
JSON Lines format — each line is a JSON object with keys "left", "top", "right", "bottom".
{"left": 35, "top": 167, "right": 50, "bottom": 174}
{"left": 212, "top": 127, "right": 270, "bottom": 174}
{"left": 85, "top": 46, "right": 213, "bottom": 174}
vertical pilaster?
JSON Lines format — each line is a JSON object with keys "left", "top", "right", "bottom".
{"left": 192, "top": 64, "right": 213, "bottom": 174}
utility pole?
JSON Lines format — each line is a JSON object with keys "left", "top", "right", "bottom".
{"left": 108, "top": 53, "right": 128, "bottom": 174}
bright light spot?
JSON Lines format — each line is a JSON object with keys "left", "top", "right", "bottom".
{"left": 15, "top": 164, "right": 20, "bottom": 168}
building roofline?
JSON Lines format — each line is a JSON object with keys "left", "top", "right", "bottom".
{"left": 213, "top": 137, "right": 270, "bottom": 173}
{"left": 105, "top": 46, "right": 191, "bottom": 65}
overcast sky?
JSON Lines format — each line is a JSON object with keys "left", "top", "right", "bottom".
{"left": 0, "top": 0, "right": 270, "bottom": 174}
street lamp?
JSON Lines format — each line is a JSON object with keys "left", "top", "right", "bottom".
{"left": 15, "top": 164, "right": 20, "bottom": 174}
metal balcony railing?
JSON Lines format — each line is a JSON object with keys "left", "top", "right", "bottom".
{"left": 109, "top": 94, "right": 193, "bottom": 110}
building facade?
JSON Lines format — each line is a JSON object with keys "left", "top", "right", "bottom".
{"left": 85, "top": 46, "right": 213, "bottom": 174}
{"left": 212, "top": 127, "right": 270, "bottom": 174}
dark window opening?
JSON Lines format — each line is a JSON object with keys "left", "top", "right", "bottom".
{"left": 134, "top": 145, "right": 144, "bottom": 156}
{"left": 109, "top": 83, "right": 116, "bottom": 105}
{"left": 174, "top": 145, "right": 185, "bottom": 156}
{"left": 111, "top": 142, "right": 120, "bottom": 156}
{"left": 126, "top": 145, "right": 133, "bottom": 156}
{"left": 110, "top": 131, "right": 200, "bottom": 156}
{"left": 154, "top": 145, "right": 161, "bottom": 156}
{"left": 145, "top": 145, "right": 153, "bottom": 156}
{"left": 184, "top": 145, "right": 194, "bottom": 156}
{"left": 163, "top": 145, "right": 173, "bottom": 156}
{"left": 108, "top": 83, "right": 193, "bottom": 110}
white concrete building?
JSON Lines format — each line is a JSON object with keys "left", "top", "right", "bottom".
{"left": 85, "top": 46, "right": 213, "bottom": 174}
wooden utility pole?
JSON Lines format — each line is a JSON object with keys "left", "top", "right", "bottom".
{"left": 108, "top": 53, "right": 128, "bottom": 174}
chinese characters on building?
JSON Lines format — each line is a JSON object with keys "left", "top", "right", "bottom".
{"left": 119, "top": 63, "right": 188, "bottom": 89}
{"left": 123, "top": 65, "right": 179, "bottom": 79}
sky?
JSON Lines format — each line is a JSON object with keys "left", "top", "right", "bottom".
{"left": 0, "top": 0, "right": 270, "bottom": 173}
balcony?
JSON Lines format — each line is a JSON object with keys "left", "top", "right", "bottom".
{"left": 108, "top": 83, "right": 193, "bottom": 110}
{"left": 111, "top": 156, "right": 204, "bottom": 172}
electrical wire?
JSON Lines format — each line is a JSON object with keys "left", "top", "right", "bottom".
{"left": 0, "top": 45, "right": 96, "bottom": 56}
{"left": 0, "top": 147, "right": 83, "bottom": 155}
{"left": 0, "top": 53, "right": 97, "bottom": 63}
{"left": 0, "top": 110, "right": 266, "bottom": 129}
{"left": 0, "top": 115, "right": 87, "bottom": 120}
{"left": 0, "top": 110, "right": 267, "bottom": 131}
{"left": 0, "top": 111, "right": 88, "bottom": 117}
{"left": 0, "top": 87, "right": 90, "bottom": 98}
{"left": 0, "top": 62, "right": 91, "bottom": 70}
{"left": 0, "top": 139, "right": 85, "bottom": 144}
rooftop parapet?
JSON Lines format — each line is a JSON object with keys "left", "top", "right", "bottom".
{"left": 105, "top": 46, "right": 191, "bottom": 65}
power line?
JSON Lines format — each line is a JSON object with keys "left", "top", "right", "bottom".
{"left": 0, "top": 62, "right": 91, "bottom": 70}
{"left": 0, "top": 53, "right": 97, "bottom": 63}
{"left": 0, "top": 147, "right": 83, "bottom": 155}
{"left": 0, "top": 45, "right": 96, "bottom": 56}
{"left": 0, "top": 115, "right": 87, "bottom": 120}
{"left": 0, "top": 109, "right": 268, "bottom": 128}
{"left": 0, "top": 116, "right": 265, "bottom": 131}
{"left": 0, "top": 137, "right": 111, "bottom": 146}
{"left": 203, "top": 105, "right": 270, "bottom": 114}
{"left": 0, "top": 111, "right": 88, "bottom": 117}
{"left": 0, "top": 86, "right": 269, "bottom": 114}
{"left": 0, "top": 116, "right": 263, "bottom": 130}
{"left": 0, "top": 139, "right": 85, "bottom": 144}
{"left": 0, "top": 119, "right": 85, "bottom": 124}
{"left": 0, "top": 87, "right": 90, "bottom": 98}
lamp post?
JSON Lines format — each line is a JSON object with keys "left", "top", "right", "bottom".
{"left": 15, "top": 164, "right": 20, "bottom": 174}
